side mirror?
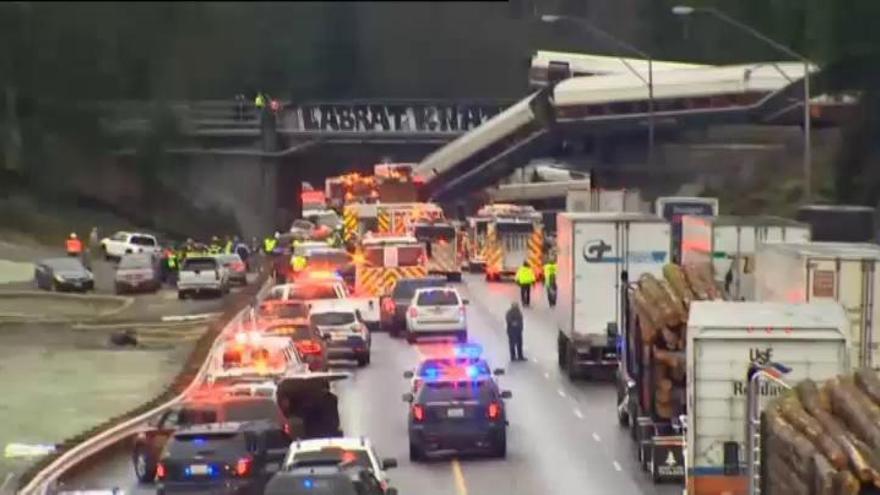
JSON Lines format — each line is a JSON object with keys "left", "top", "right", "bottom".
{"left": 462, "top": 299, "right": 470, "bottom": 305}
{"left": 500, "top": 390, "right": 513, "bottom": 400}
{"left": 403, "top": 370, "right": 414, "bottom": 379}
{"left": 401, "top": 393, "right": 414, "bottom": 403}
{"left": 355, "top": 309, "right": 363, "bottom": 321}
{"left": 381, "top": 457, "right": 398, "bottom": 469}
{"left": 493, "top": 368, "right": 505, "bottom": 376}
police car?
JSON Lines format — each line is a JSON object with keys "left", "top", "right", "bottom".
{"left": 403, "top": 344, "right": 504, "bottom": 393}
{"left": 282, "top": 437, "right": 397, "bottom": 492}
{"left": 402, "top": 344, "right": 512, "bottom": 461}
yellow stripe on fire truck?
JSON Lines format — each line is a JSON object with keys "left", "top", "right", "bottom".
{"left": 428, "top": 244, "right": 459, "bottom": 273}
{"left": 343, "top": 206, "right": 357, "bottom": 242}
{"left": 377, "top": 209, "right": 391, "bottom": 234}
{"left": 527, "top": 227, "right": 544, "bottom": 279}
{"left": 484, "top": 229, "right": 502, "bottom": 273}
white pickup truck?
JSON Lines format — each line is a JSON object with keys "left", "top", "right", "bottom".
{"left": 264, "top": 278, "right": 380, "bottom": 330}
{"left": 177, "top": 256, "right": 230, "bottom": 299}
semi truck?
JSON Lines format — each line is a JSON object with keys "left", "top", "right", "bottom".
{"left": 655, "top": 196, "right": 719, "bottom": 264}
{"left": 685, "top": 301, "right": 850, "bottom": 495}
{"left": 754, "top": 241, "right": 880, "bottom": 368}
{"left": 556, "top": 212, "right": 670, "bottom": 380}
{"left": 680, "top": 215, "right": 811, "bottom": 300}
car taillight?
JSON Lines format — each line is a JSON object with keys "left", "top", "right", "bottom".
{"left": 233, "top": 261, "right": 245, "bottom": 271}
{"left": 235, "top": 456, "right": 252, "bottom": 477}
{"left": 282, "top": 422, "right": 292, "bottom": 437}
{"left": 382, "top": 297, "right": 395, "bottom": 314}
{"left": 487, "top": 402, "right": 501, "bottom": 420}
{"left": 408, "top": 306, "right": 418, "bottom": 318}
{"left": 412, "top": 404, "right": 425, "bottom": 422}
{"left": 156, "top": 462, "right": 167, "bottom": 479}
{"left": 297, "top": 340, "right": 322, "bottom": 355}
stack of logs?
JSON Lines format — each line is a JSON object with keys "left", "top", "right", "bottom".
{"left": 764, "top": 369, "right": 880, "bottom": 495}
{"left": 629, "top": 263, "right": 724, "bottom": 419}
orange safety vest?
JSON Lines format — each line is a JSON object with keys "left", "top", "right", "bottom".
{"left": 66, "top": 238, "right": 83, "bottom": 254}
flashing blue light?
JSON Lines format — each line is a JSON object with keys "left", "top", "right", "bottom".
{"left": 422, "top": 366, "right": 441, "bottom": 380}
{"left": 454, "top": 343, "right": 483, "bottom": 359}
{"left": 192, "top": 437, "right": 206, "bottom": 445}
{"left": 303, "top": 478, "right": 314, "bottom": 489}
{"left": 465, "top": 365, "right": 480, "bottom": 378}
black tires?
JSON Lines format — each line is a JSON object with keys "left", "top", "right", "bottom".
{"left": 357, "top": 354, "right": 370, "bottom": 367}
{"left": 133, "top": 446, "right": 156, "bottom": 482}
{"left": 493, "top": 433, "right": 507, "bottom": 459}
{"left": 409, "top": 442, "right": 424, "bottom": 462}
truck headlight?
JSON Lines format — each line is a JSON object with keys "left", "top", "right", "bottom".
{"left": 54, "top": 274, "right": 65, "bottom": 283}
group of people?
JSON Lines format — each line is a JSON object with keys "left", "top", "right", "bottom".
{"left": 506, "top": 257, "right": 558, "bottom": 363}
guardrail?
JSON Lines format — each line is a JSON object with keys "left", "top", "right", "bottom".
{"left": 17, "top": 271, "right": 274, "bottom": 495}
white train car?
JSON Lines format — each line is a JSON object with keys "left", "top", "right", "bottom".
{"left": 529, "top": 50, "right": 705, "bottom": 88}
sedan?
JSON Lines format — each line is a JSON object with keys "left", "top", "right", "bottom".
{"left": 34, "top": 257, "right": 95, "bottom": 292}
{"left": 216, "top": 253, "right": 248, "bottom": 286}
{"left": 114, "top": 253, "right": 161, "bottom": 294}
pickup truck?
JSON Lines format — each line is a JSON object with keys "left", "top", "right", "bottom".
{"left": 101, "top": 231, "right": 161, "bottom": 260}
{"left": 264, "top": 278, "right": 380, "bottom": 330}
{"left": 177, "top": 256, "right": 229, "bottom": 299}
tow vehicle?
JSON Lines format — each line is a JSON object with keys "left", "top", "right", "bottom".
{"left": 402, "top": 356, "right": 512, "bottom": 461}
{"left": 281, "top": 437, "right": 397, "bottom": 492}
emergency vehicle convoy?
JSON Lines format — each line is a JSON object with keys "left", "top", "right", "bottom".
{"left": 466, "top": 203, "right": 544, "bottom": 282}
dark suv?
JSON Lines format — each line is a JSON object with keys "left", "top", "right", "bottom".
{"left": 156, "top": 422, "right": 278, "bottom": 495}
{"left": 132, "top": 396, "right": 292, "bottom": 482}
{"left": 380, "top": 276, "right": 447, "bottom": 336}
{"left": 403, "top": 375, "right": 512, "bottom": 461}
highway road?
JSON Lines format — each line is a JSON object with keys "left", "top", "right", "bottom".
{"left": 60, "top": 275, "right": 680, "bottom": 495}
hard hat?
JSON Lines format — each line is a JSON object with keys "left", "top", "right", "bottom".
{"left": 274, "top": 232, "right": 280, "bottom": 239}
{"left": 69, "top": 233, "right": 77, "bottom": 239}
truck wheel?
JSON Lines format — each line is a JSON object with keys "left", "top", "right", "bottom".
{"left": 566, "top": 346, "right": 580, "bottom": 380}
{"left": 133, "top": 446, "right": 156, "bottom": 482}
{"left": 617, "top": 397, "right": 630, "bottom": 427}
{"left": 557, "top": 334, "right": 567, "bottom": 369}
{"left": 357, "top": 355, "right": 369, "bottom": 367}
{"left": 177, "top": 291, "right": 187, "bottom": 300}
{"left": 493, "top": 433, "right": 507, "bottom": 459}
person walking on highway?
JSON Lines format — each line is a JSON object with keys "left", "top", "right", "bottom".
{"left": 254, "top": 92, "right": 266, "bottom": 110}
{"left": 543, "top": 258, "right": 558, "bottom": 308}
{"left": 515, "top": 261, "right": 536, "bottom": 307}
{"left": 66, "top": 233, "right": 84, "bottom": 258}
{"left": 505, "top": 302, "right": 525, "bottom": 362}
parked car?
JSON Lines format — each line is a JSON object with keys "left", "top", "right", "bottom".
{"left": 217, "top": 253, "right": 248, "bottom": 286}
{"left": 34, "top": 257, "right": 94, "bottom": 292}
{"left": 100, "top": 231, "right": 160, "bottom": 260}
{"left": 177, "top": 256, "right": 229, "bottom": 299}
{"left": 380, "top": 276, "right": 447, "bottom": 336}
{"left": 114, "top": 253, "right": 161, "bottom": 294}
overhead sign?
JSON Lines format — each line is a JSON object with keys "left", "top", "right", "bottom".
{"left": 291, "top": 103, "right": 507, "bottom": 133}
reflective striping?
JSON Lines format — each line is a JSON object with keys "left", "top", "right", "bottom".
{"left": 527, "top": 227, "right": 544, "bottom": 278}
{"left": 377, "top": 209, "right": 392, "bottom": 234}
{"left": 357, "top": 265, "right": 427, "bottom": 296}
{"left": 343, "top": 206, "right": 358, "bottom": 242}
{"left": 428, "top": 242, "right": 459, "bottom": 273}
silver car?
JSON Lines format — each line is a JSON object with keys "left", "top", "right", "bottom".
{"left": 114, "top": 253, "right": 161, "bottom": 294}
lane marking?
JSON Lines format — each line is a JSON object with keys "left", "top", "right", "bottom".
{"left": 613, "top": 461, "right": 622, "bottom": 471}
{"left": 161, "top": 312, "right": 222, "bottom": 322}
{"left": 592, "top": 432, "right": 602, "bottom": 442}
{"left": 573, "top": 408, "right": 584, "bottom": 419}
{"left": 557, "top": 388, "right": 566, "bottom": 398}
{"left": 451, "top": 457, "right": 469, "bottom": 495}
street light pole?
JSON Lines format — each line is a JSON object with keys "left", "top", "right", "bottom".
{"left": 672, "top": 5, "right": 813, "bottom": 201}
{"left": 541, "top": 14, "right": 656, "bottom": 167}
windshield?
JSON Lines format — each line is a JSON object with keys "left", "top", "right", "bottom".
{"left": 289, "top": 449, "right": 371, "bottom": 470}
{"left": 416, "top": 289, "right": 459, "bottom": 306}
{"left": 48, "top": 258, "right": 84, "bottom": 271}
{"left": 419, "top": 380, "right": 496, "bottom": 402}
{"left": 391, "top": 279, "right": 445, "bottom": 299}
{"left": 182, "top": 258, "right": 217, "bottom": 271}
{"left": 414, "top": 225, "right": 455, "bottom": 242}
{"left": 118, "top": 255, "right": 152, "bottom": 269}
{"left": 311, "top": 312, "right": 356, "bottom": 326}
{"left": 130, "top": 235, "right": 156, "bottom": 246}
{"left": 495, "top": 222, "right": 534, "bottom": 234}
{"left": 260, "top": 302, "right": 308, "bottom": 320}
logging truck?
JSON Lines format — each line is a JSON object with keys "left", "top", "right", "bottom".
{"left": 685, "top": 301, "right": 849, "bottom": 495}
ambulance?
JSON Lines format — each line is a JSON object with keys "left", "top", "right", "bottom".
{"left": 355, "top": 233, "right": 428, "bottom": 298}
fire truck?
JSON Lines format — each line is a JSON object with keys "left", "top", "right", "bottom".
{"left": 470, "top": 204, "right": 544, "bottom": 282}
{"left": 326, "top": 163, "right": 422, "bottom": 212}
{"left": 412, "top": 217, "right": 461, "bottom": 282}
{"left": 355, "top": 233, "right": 428, "bottom": 298}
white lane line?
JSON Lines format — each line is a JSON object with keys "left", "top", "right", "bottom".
{"left": 543, "top": 372, "right": 550, "bottom": 380}
{"left": 573, "top": 408, "right": 584, "bottom": 419}
{"left": 557, "top": 388, "right": 567, "bottom": 398}
{"left": 592, "top": 432, "right": 602, "bottom": 442}
{"left": 613, "top": 461, "right": 622, "bottom": 472}
{"left": 161, "top": 312, "right": 222, "bottom": 322}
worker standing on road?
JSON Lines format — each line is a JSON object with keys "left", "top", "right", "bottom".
{"left": 255, "top": 92, "right": 266, "bottom": 110}
{"left": 66, "top": 233, "right": 84, "bottom": 258}
{"left": 88, "top": 226, "right": 99, "bottom": 253}
{"left": 505, "top": 302, "right": 525, "bottom": 362}
{"left": 224, "top": 235, "right": 233, "bottom": 254}
{"left": 543, "top": 258, "right": 558, "bottom": 307}
{"left": 165, "top": 247, "right": 178, "bottom": 285}
{"left": 514, "top": 261, "right": 536, "bottom": 307}
{"left": 208, "top": 236, "right": 222, "bottom": 254}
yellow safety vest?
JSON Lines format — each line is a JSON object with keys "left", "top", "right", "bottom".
{"left": 515, "top": 266, "right": 536, "bottom": 285}
{"left": 543, "top": 263, "right": 557, "bottom": 283}
{"left": 264, "top": 238, "right": 277, "bottom": 253}
{"left": 291, "top": 256, "right": 307, "bottom": 271}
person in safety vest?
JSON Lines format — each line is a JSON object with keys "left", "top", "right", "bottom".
{"left": 543, "top": 259, "right": 558, "bottom": 307}
{"left": 255, "top": 92, "right": 266, "bottom": 110}
{"left": 66, "top": 233, "right": 84, "bottom": 257}
{"left": 291, "top": 254, "right": 307, "bottom": 274}
{"left": 164, "top": 247, "right": 179, "bottom": 285}
{"left": 263, "top": 234, "right": 278, "bottom": 255}
{"left": 208, "top": 236, "right": 222, "bottom": 254}
{"left": 514, "top": 261, "right": 536, "bottom": 307}
{"left": 224, "top": 236, "right": 233, "bottom": 254}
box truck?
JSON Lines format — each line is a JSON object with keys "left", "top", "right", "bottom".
{"left": 566, "top": 188, "right": 645, "bottom": 213}
{"left": 685, "top": 301, "right": 850, "bottom": 495}
{"left": 655, "top": 196, "right": 719, "bottom": 265}
{"left": 754, "top": 241, "right": 880, "bottom": 368}
{"left": 796, "top": 204, "right": 876, "bottom": 242}
{"left": 681, "top": 215, "right": 811, "bottom": 300}
{"left": 556, "top": 212, "right": 670, "bottom": 379}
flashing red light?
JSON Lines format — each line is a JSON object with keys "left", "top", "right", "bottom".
{"left": 156, "top": 462, "right": 167, "bottom": 479}
{"left": 282, "top": 422, "right": 292, "bottom": 437}
{"left": 412, "top": 404, "right": 425, "bottom": 422}
{"left": 235, "top": 456, "right": 253, "bottom": 477}
{"left": 382, "top": 297, "right": 395, "bottom": 314}
{"left": 408, "top": 307, "right": 419, "bottom": 318}
{"left": 487, "top": 402, "right": 501, "bottom": 420}
{"left": 296, "top": 340, "right": 323, "bottom": 355}
{"left": 341, "top": 451, "right": 358, "bottom": 464}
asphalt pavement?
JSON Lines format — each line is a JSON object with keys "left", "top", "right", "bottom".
{"left": 59, "top": 275, "right": 680, "bottom": 495}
